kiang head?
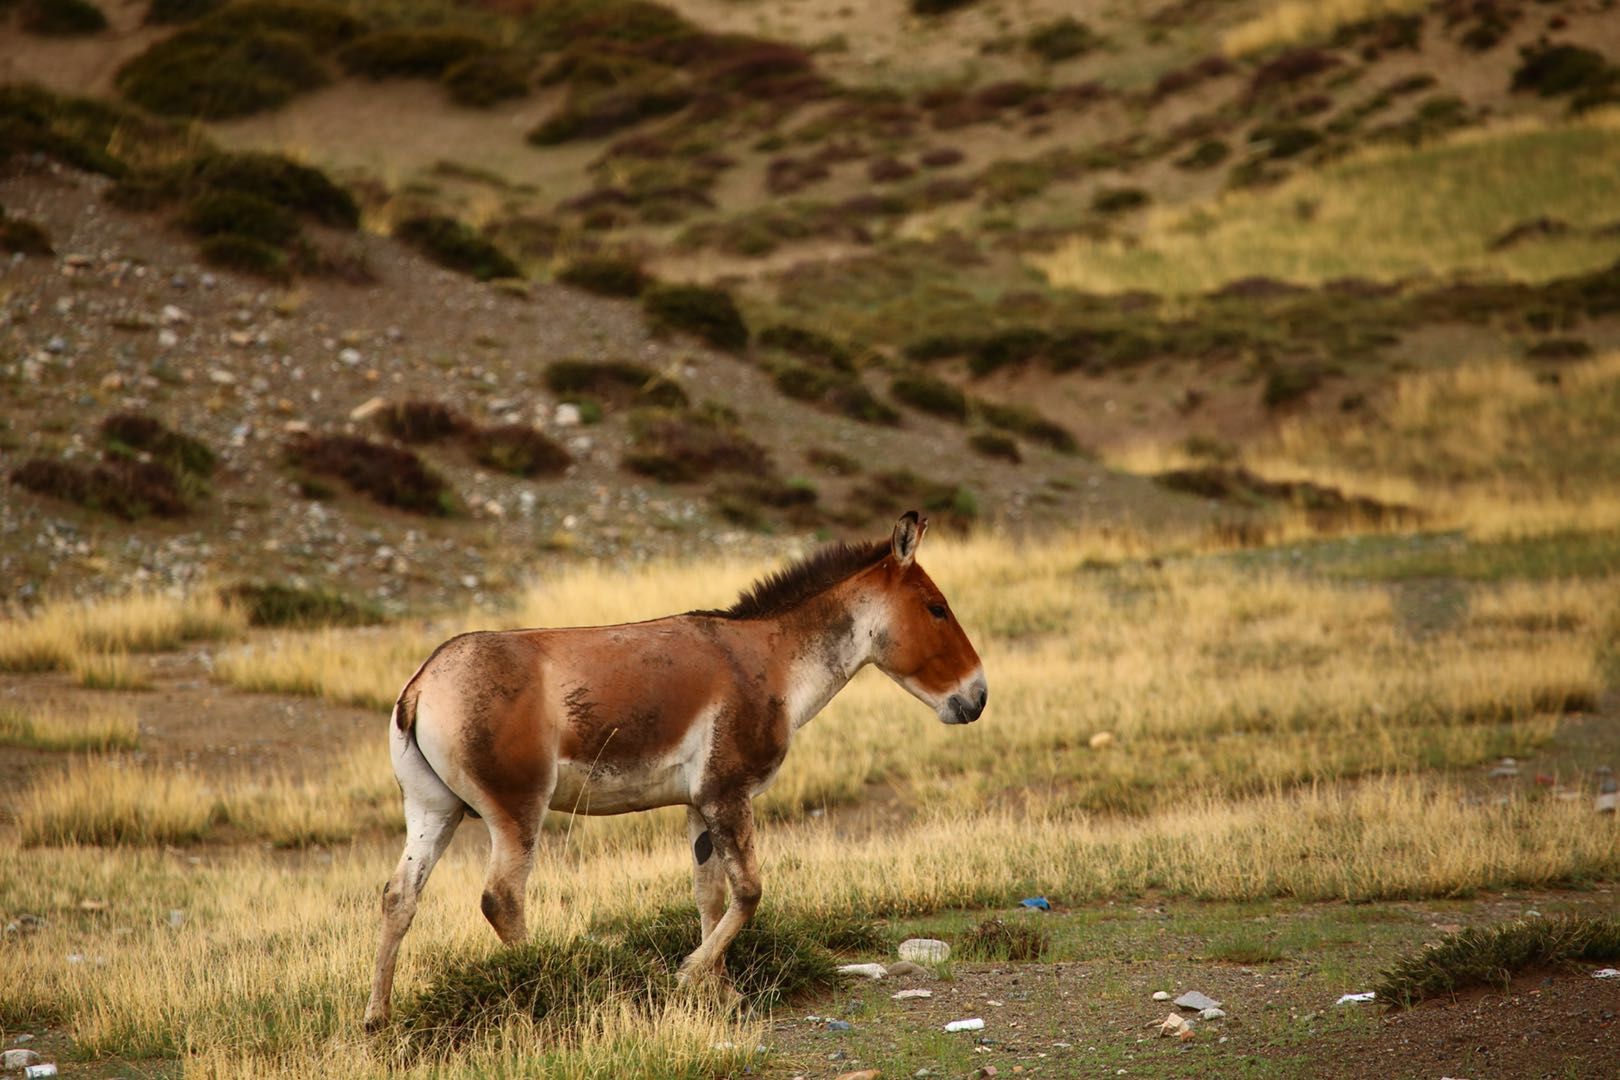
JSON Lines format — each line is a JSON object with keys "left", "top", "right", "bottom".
{"left": 870, "top": 511, "right": 988, "bottom": 725}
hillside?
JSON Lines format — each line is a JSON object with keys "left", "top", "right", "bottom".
{"left": 3, "top": 0, "right": 1620, "bottom": 601}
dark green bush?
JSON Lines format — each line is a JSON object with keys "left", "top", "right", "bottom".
{"left": 0, "top": 216, "right": 53, "bottom": 256}
{"left": 466, "top": 424, "right": 572, "bottom": 477}
{"left": 1026, "top": 16, "right": 1098, "bottom": 62}
{"left": 1250, "top": 122, "right": 1321, "bottom": 160}
{"left": 197, "top": 234, "right": 291, "bottom": 280}
{"left": 757, "top": 324, "right": 855, "bottom": 371}
{"left": 642, "top": 283, "right": 748, "bottom": 351}
{"left": 528, "top": 81, "right": 692, "bottom": 145}
{"left": 1511, "top": 43, "right": 1614, "bottom": 98}
{"left": 285, "top": 433, "right": 455, "bottom": 515}
{"left": 545, "top": 360, "right": 687, "bottom": 409}
{"left": 0, "top": 85, "right": 155, "bottom": 177}
{"left": 1376, "top": 916, "right": 1620, "bottom": 1008}
{"left": 1525, "top": 337, "right": 1593, "bottom": 362}
{"left": 968, "top": 431, "right": 1020, "bottom": 463}
{"left": 806, "top": 446, "right": 861, "bottom": 476}
{"left": 1175, "top": 139, "right": 1230, "bottom": 170}
{"left": 976, "top": 400, "right": 1081, "bottom": 454}
{"left": 622, "top": 408, "right": 768, "bottom": 483}
{"left": 378, "top": 400, "right": 467, "bottom": 442}
{"left": 1091, "top": 186, "right": 1149, "bottom": 214}
{"left": 222, "top": 583, "right": 380, "bottom": 627}
{"left": 444, "top": 52, "right": 531, "bottom": 108}
{"left": 339, "top": 29, "right": 493, "bottom": 79}
{"left": 21, "top": 0, "right": 108, "bottom": 35}
{"left": 115, "top": 28, "right": 330, "bottom": 119}
{"left": 910, "top": 0, "right": 978, "bottom": 15}
{"left": 100, "top": 412, "right": 216, "bottom": 478}
{"left": 145, "top": 0, "right": 224, "bottom": 24}
{"left": 890, "top": 372, "right": 968, "bottom": 421}
{"left": 205, "top": 0, "right": 361, "bottom": 48}
{"left": 10, "top": 456, "right": 189, "bottom": 520}
{"left": 1262, "top": 363, "right": 1323, "bottom": 409}
{"left": 181, "top": 191, "right": 300, "bottom": 246}
{"left": 773, "top": 366, "right": 897, "bottom": 425}
{"left": 903, "top": 334, "right": 975, "bottom": 363}
{"left": 190, "top": 152, "right": 357, "bottom": 227}
{"left": 394, "top": 214, "right": 520, "bottom": 281}
{"left": 970, "top": 327, "right": 1050, "bottom": 376}
{"left": 556, "top": 256, "right": 651, "bottom": 298}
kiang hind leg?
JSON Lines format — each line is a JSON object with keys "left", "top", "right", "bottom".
{"left": 477, "top": 772, "right": 554, "bottom": 946}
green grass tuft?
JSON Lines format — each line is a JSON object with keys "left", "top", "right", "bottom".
{"left": 642, "top": 284, "right": 749, "bottom": 352}
{"left": 466, "top": 424, "right": 572, "bottom": 477}
{"left": 557, "top": 256, "right": 651, "bottom": 298}
{"left": 197, "top": 233, "right": 292, "bottom": 281}
{"left": 891, "top": 372, "right": 968, "bottom": 421}
{"left": 221, "top": 583, "right": 381, "bottom": 628}
{"left": 956, "top": 917, "right": 1049, "bottom": 962}
{"left": 1375, "top": 916, "right": 1620, "bottom": 1008}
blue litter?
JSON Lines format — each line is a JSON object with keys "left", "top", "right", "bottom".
{"left": 1019, "top": 896, "right": 1051, "bottom": 911}
{"left": 825, "top": 1019, "right": 853, "bottom": 1032}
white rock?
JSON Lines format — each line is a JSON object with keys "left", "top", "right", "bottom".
{"left": 349, "top": 396, "right": 387, "bottom": 422}
{"left": 1335, "top": 992, "right": 1376, "bottom": 1005}
{"left": 837, "top": 963, "right": 888, "bottom": 980}
{"left": 157, "top": 328, "right": 179, "bottom": 348}
{"left": 1593, "top": 968, "right": 1620, "bottom": 979}
{"left": 1089, "top": 731, "right": 1115, "bottom": 749}
{"left": 207, "top": 369, "right": 236, "bottom": 386}
{"left": 943, "top": 1018, "right": 983, "bottom": 1033}
{"left": 1151, "top": 991, "right": 1170, "bottom": 1001}
{"left": 892, "top": 988, "right": 932, "bottom": 1000}
{"left": 1157, "top": 1014, "right": 1191, "bottom": 1037}
{"left": 1173, "top": 991, "right": 1221, "bottom": 1011}
{"left": 1200, "top": 1007, "right": 1226, "bottom": 1020}
{"left": 338, "top": 347, "right": 362, "bottom": 366}
{"left": 898, "top": 938, "right": 950, "bottom": 964}
{"left": 554, "top": 402, "right": 582, "bottom": 427}
{"left": 2, "top": 1049, "right": 41, "bottom": 1069}
{"left": 160, "top": 304, "right": 189, "bottom": 325}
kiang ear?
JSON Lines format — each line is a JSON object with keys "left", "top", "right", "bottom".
{"left": 891, "top": 510, "right": 928, "bottom": 566}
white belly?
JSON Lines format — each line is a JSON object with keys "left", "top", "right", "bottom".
{"left": 548, "top": 758, "right": 693, "bottom": 815}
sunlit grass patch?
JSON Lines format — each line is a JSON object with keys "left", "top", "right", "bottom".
{"left": 0, "top": 589, "right": 244, "bottom": 673}
{"left": 0, "top": 701, "right": 140, "bottom": 751}
{"left": 1036, "top": 117, "right": 1620, "bottom": 295}
{"left": 20, "top": 759, "right": 217, "bottom": 846}
{"left": 1222, "top": 0, "right": 1428, "bottom": 57}
{"left": 73, "top": 651, "right": 153, "bottom": 691}
{"left": 1375, "top": 915, "right": 1620, "bottom": 1007}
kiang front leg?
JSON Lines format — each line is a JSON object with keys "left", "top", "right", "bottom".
{"left": 677, "top": 796, "right": 760, "bottom": 987}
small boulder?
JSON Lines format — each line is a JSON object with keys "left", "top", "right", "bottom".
{"left": 898, "top": 938, "right": 950, "bottom": 963}
{"left": 837, "top": 963, "right": 888, "bottom": 980}
{"left": 887, "top": 960, "right": 933, "bottom": 979}
{"left": 1200, "top": 1007, "right": 1226, "bottom": 1020}
{"left": 1173, "top": 990, "right": 1221, "bottom": 1011}
{"left": 1151, "top": 990, "right": 1170, "bottom": 1001}
{"left": 1157, "top": 1013, "right": 1191, "bottom": 1037}
{"left": 1, "top": 1049, "right": 41, "bottom": 1069}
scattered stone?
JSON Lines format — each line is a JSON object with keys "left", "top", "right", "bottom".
{"left": 1597, "top": 770, "right": 1617, "bottom": 814}
{"left": 887, "top": 960, "right": 933, "bottom": 979}
{"left": 838, "top": 963, "right": 888, "bottom": 980}
{"left": 944, "top": 1018, "right": 984, "bottom": 1033}
{"left": 338, "top": 347, "right": 363, "bottom": 366}
{"left": 1089, "top": 731, "right": 1115, "bottom": 749}
{"left": 4, "top": 914, "right": 45, "bottom": 936}
{"left": 825, "top": 1019, "right": 853, "bottom": 1032}
{"left": 207, "top": 369, "right": 236, "bottom": 386}
{"left": 1157, "top": 1014, "right": 1191, "bottom": 1037}
{"left": 554, "top": 402, "right": 583, "bottom": 427}
{"left": 283, "top": 420, "right": 311, "bottom": 435}
{"left": 898, "top": 938, "right": 950, "bottom": 963}
{"left": 2, "top": 1049, "right": 41, "bottom": 1069}
{"left": 157, "top": 328, "right": 179, "bottom": 348}
{"left": 1200, "top": 1007, "right": 1226, "bottom": 1020}
{"left": 1151, "top": 990, "right": 1171, "bottom": 1001}
{"left": 974, "top": 1067, "right": 998, "bottom": 1078}
{"left": 1335, "top": 992, "right": 1376, "bottom": 1005}
{"left": 160, "top": 304, "right": 189, "bottom": 325}
{"left": 349, "top": 396, "right": 387, "bottom": 422}
{"left": 44, "top": 335, "right": 67, "bottom": 354}
{"left": 1488, "top": 757, "right": 1519, "bottom": 779}
{"left": 892, "top": 988, "right": 933, "bottom": 1000}
{"left": 1173, "top": 991, "right": 1221, "bottom": 1011}
{"left": 835, "top": 1071, "right": 881, "bottom": 1080}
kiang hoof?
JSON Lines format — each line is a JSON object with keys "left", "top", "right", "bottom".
{"left": 362, "top": 1013, "right": 389, "bottom": 1036}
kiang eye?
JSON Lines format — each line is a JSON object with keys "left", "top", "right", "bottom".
{"left": 927, "top": 603, "right": 948, "bottom": 620}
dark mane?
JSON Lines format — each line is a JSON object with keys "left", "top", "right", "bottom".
{"left": 695, "top": 539, "right": 890, "bottom": 620}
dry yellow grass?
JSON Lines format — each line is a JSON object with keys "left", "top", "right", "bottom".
{"left": 1222, "top": 0, "right": 1429, "bottom": 57}
{"left": 0, "top": 701, "right": 140, "bottom": 752}
{"left": 0, "top": 589, "right": 244, "bottom": 674}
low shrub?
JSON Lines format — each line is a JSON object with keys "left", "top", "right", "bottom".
{"left": 1249, "top": 122, "right": 1320, "bottom": 160}
{"left": 910, "top": 0, "right": 978, "bottom": 13}
{"left": 773, "top": 366, "right": 898, "bottom": 425}
{"left": 222, "top": 583, "right": 380, "bottom": 627}
{"left": 710, "top": 477, "right": 819, "bottom": 529}
{"left": 957, "top": 917, "right": 1048, "bottom": 962}
{"left": 378, "top": 400, "right": 467, "bottom": 443}
{"left": 971, "top": 327, "right": 1050, "bottom": 376}
{"left": 181, "top": 191, "right": 300, "bottom": 246}
{"left": 444, "top": 52, "right": 531, "bottom": 108}
{"left": 466, "top": 424, "right": 571, "bottom": 477}
{"left": 9, "top": 456, "right": 188, "bottom": 520}
{"left": 284, "top": 433, "right": 455, "bottom": 515}
{"left": 339, "top": 29, "right": 492, "bottom": 79}
{"left": 196, "top": 234, "right": 291, "bottom": 281}
{"left": 622, "top": 408, "right": 769, "bottom": 483}
{"left": 115, "top": 27, "right": 330, "bottom": 119}
{"left": 21, "top": 0, "right": 107, "bottom": 36}
{"left": 1248, "top": 47, "right": 1339, "bottom": 96}
{"left": 1262, "top": 363, "right": 1323, "bottom": 409}
{"left": 976, "top": 400, "right": 1081, "bottom": 454}
{"left": 118, "top": 151, "right": 360, "bottom": 228}
{"left": 968, "top": 431, "right": 1020, "bottom": 463}
{"left": 1376, "top": 916, "right": 1620, "bottom": 1008}
{"left": 858, "top": 469, "right": 978, "bottom": 522}
{"left": 556, "top": 256, "right": 651, "bottom": 298}
{"left": 528, "top": 81, "right": 692, "bottom": 145}
{"left": 1175, "top": 138, "right": 1230, "bottom": 170}
{"left": 394, "top": 214, "right": 520, "bottom": 281}
{"left": 1091, "top": 186, "right": 1149, "bottom": 214}
{"left": 867, "top": 156, "right": 916, "bottom": 183}
{"left": 100, "top": 412, "right": 216, "bottom": 478}
{"left": 1026, "top": 16, "right": 1099, "bottom": 63}
{"left": 545, "top": 360, "right": 688, "bottom": 410}
{"left": 806, "top": 446, "right": 861, "bottom": 475}
{"left": 0, "top": 215, "right": 53, "bottom": 256}
{"left": 1525, "top": 337, "right": 1594, "bottom": 362}
{"left": 1511, "top": 43, "right": 1615, "bottom": 99}
{"left": 904, "top": 334, "right": 975, "bottom": 363}
{"left": 757, "top": 324, "right": 854, "bottom": 371}
{"left": 890, "top": 372, "right": 967, "bottom": 421}
{"left": 642, "top": 283, "right": 748, "bottom": 352}
{"left": 144, "top": 0, "right": 224, "bottom": 24}
{"left": 203, "top": 0, "right": 360, "bottom": 49}
{"left": 919, "top": 146, "right": 965, "bottom": 168}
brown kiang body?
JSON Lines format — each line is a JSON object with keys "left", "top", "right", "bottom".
{"left": 364, "top": 512, "right": 987, "bottom": 1030}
